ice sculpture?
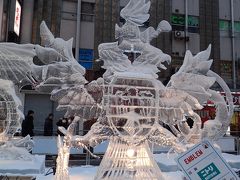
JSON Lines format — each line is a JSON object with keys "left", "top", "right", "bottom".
{"left": 50, "top": 1, "right": 233, "bottom": 180}
{"left": 0, "top": 20, "right": 86, "bottom": 161}
{"left": 168, "top": 45, "right": 234, "bottom": 142}
{"left": 0, "top": 20, "right": 89, "bottom": 174}
{"left": 0, "top": 0, "right": 233, "bottom": 179}
{"left": 0, "top": 47, "right": 35, "bottom": 161}
{"left": 0, "top": 38, "right": 43, "bottom": 160}
{"left": 0, "top": 79, "right": 35, "bottom": 161}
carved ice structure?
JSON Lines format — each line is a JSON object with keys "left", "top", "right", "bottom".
{"left": 49, "top": 0, "right": 233, "bottom": 179}
{"left": 0, "top": 80, "right": 22, "bottom": 140}
{"left": 168, "top": 45, "right": 234, "bottom": 142}
{"left": 0, "top": 0, "right": 233, "bottom": 179}
{"left": 0, "top": 20, "right": 86, "bottom": 163}
{"left": 0, "top": 46, "right": 35, "bottom": 161}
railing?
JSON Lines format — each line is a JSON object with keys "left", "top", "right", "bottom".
{"left": 19, "top": 129, "right": 240, "bottom": 167}
{"left": 216, "top": 135, "right": 240, "bottom": 155}
{"left": 29, "top": 130, "right": 240, "bottom": 154}
{"left": 32, "top": 129, "right": 88, "bottom": 136}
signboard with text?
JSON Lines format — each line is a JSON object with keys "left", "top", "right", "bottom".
{"left": 171, "top": 14, "right": 199, "bottom": 27}
{"left": 79, "top": 49, "right": 93, "bottom": 61}
{"left": 206, "top": 92, "right": 240, "bottom": 106}
{"left": 14, "top": 0, "right": 21, "bottom": 36}
{"left": 78, "top": 49, "right": 93, "bottom": 69}
{"left": 219, "top": 20, "right": 240, "bottom": 33}
{"left": 175, "top": 140, "right": 239, "bottom": 180}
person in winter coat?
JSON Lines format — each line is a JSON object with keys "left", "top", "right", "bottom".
{"left": 21, "top": 110, "right": 35, "bottom": 137}
{"left": 44, "top": 113, "right": 54, "bottom": 136}
{"left": 56, "top": 118, "right": 69, "bottom": 136}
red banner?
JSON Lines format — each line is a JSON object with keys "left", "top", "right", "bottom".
{"left": 206, "top": 92, "right": 240, "bottom": 106}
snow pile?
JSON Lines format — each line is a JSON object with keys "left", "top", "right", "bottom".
{"left": 0, "top": 155, "right": 45, "bottom": 175}
{"left": 154, "top": 153, "right": 240, "bottom": 172}
{"left": 37, "top": 166, "right": 184, "bottom": 180}
{"left": 222, "top": 153, "right": 240, "bottom": 169}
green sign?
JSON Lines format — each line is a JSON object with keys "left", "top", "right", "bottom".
{"left": 219, "top": 20, "right": 230, "bottom": 31}
{"left": 235, "top": 22, "right": 240, "bottom": 32}
{"left": 197, "top": 163, "right": 220, "bottom": 180}
{"left": 171, "top": 14, "right": 199, "bottom": 27}
{"left": 219, "top": 20, "right": 240, "bottom": 32}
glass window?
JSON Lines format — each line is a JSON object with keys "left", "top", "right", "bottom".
{"left": 81, "top": 2, "right": 95, "bottom": 22}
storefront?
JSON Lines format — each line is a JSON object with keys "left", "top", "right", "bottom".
{"left": 229, "top": 92, "right": 240, "bottom": 136}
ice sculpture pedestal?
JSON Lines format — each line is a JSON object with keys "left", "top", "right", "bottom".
{"left": 95, "top": 137, "right": 164, "bottom": 180}
{"left": 0, "top": 155, "right": 45, "bottom": 175}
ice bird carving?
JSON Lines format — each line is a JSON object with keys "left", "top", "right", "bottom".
{"left": 120, "top": 0, "right": 151, "bottom": 26}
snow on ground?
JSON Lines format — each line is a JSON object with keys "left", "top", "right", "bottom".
{"left": 2, "top": 152, "right": 239, "bottom": 179}
{"left": 154, "top": 153, "right": 240, "bottom": 172}
{"left": 0, "top": 155, "right": 45, "bottom": 174}
{"left": 37, "top": 166, "right": 184, "bottom": 180}
{"left": 222, "top": 153, "right": 240, "bottom": 169}
{"left": 37, "top": 166, "right": 97, "bottom": 180}
{"left": 154, "top": 153, "right": 179, "bottom": 172}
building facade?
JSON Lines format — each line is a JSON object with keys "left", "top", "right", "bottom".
{"left": 0, "top": 0, "right": 240, "bottom": 134}
{"left": 94, "top": 0, "right": 240, "bottom": 89}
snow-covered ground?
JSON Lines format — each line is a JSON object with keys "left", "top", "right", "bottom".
{"left": 154, "top": 152, "right": 240, "bottom": 172}
{"left": 35, "top": 152, "right": 240, "bottom": 180}
{"left": 222, "top": 153, "right": 240, "bottom": 169}
{"left": 0, "top": 155, "right": 45, "bottom": 174}
{"left": 37, "top": 166, "right": 184, "bottom": 180}
{"left": 1, "top": 152, "right": 239, "bottom": 179}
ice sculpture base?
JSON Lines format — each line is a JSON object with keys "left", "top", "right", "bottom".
{"left": 95, "top": 137, "right": 164, "bottom": 180}
{"left": 0, "top": 155, "right": 45, "bottom": 175}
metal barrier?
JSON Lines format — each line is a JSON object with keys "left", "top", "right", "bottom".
{"left": 28, "top": 129, "right": 240, "bottom": 167}
{"left": 216, "top": 136, "right": 240, "bottom": 155}
{"left": 224, "top": 130, "right": 240, "bottom": 155}
{"left": 32, "top": 129, "right": 87, "bottom": 136}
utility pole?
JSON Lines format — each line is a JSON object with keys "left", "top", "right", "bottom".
{"left": 231, "top": 0, "right": 236, "bottom": 90}
{"left": 185, "top": 0, "right": 188, "bottom": 51}
{"left": 75, "top": 0, "right": 81, "bottom": 61}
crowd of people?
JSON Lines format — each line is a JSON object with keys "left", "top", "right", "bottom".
{"left": 21, "top": 110, "right": 74, "bottom": 137}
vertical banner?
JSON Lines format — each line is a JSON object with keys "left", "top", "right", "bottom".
{"left": 14, "top": 0, "right": 21, "bottom": 36}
